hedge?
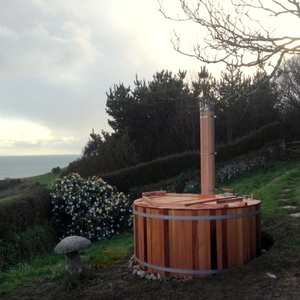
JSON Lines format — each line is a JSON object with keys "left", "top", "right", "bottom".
{"left": 0, "top": 184, "right": 51, "bottom": 236}
{"left": 0, "top": 184, "right": 57, "bottom": 271}
{"left": 102, "top": 122, "right": 283, "bottom": 192}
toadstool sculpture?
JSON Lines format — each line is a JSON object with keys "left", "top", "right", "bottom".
{"left": 54, "top": 235, "right": 91, "bottom": 276}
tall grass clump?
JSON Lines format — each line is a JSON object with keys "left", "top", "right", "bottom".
{"left": 50, "top": 173, "right": 133, "bottom": 241}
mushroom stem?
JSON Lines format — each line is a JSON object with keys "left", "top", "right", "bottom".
{"left": 65, "top": 251, "right": 82, "bottom": 276}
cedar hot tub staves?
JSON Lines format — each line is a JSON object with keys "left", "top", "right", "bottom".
{"left": 134, "top": 191, "right": 261, "bottom": 278}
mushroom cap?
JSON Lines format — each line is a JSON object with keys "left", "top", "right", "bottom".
{"left": 54, "top": 235, "right": 91, "bottom": 254}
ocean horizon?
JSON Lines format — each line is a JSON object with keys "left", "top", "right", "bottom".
{"left": 0, "top": 154, "right": 80, "bottom": 180}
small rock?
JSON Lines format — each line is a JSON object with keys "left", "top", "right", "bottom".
{"left": 290, "top": 212, "right": 300, "bottom": 217}
{"left": 132, "top": 269, "right": 138, "bottom": 275}
{"left": 266, "top": 272, "right": 277, "bottom": 279}
{"left": 133, "top": 265, "right": 141, "bottom": 270}
{"left": 147, "top": 274, "right": 154, "bottom": 280}
{"left": 137, "top": 270, "right": 147, "bottom": 279}
{"left": 128, "top": 261, "right": 133, "bottom": 268}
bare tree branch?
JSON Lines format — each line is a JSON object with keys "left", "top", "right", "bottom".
{"left": 158, "top": 0, "right": 300, "bottom": 75}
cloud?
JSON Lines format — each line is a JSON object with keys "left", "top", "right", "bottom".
{"left": 0, "top": 20, "right": 99, "bottom": 82}
{"left": 0, "top": 119, "right": 81, "bottom": 155}
{"left": 0, "top": 0, "right": 206, "bottom": 156}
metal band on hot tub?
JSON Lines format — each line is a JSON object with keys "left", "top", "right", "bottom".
{"left": 134, "top": 256, "right": 224, "bottom": 275}
{"left": 133, "top": 207, "right": 260, "bottom": 221}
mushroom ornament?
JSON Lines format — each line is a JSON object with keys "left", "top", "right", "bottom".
{"left": 54, "top": 236, "right": 91, "bottom": 276}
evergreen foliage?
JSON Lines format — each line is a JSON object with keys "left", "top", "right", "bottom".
{"left": 65, "top": 57, "right": 300, "bottom": 178}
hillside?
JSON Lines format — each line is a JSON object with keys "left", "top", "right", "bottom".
{"left": 1, "top": 160, "right": 300, "bottom": 300}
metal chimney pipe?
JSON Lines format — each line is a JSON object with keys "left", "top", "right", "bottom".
{"left": 200, "top": 105, "right": 215, "bottom": 196}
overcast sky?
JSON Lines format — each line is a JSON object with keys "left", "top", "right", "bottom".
{"left": 0, "top": 0, "right": 209, "bottom": 156}
{"left": 1, "top": 1, "right": 296, "bottom": 156}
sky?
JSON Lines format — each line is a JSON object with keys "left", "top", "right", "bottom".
{"left": 0, "top": 1, "right": 297, "bottom": 156}
{"left": 0, "top": 0, "right": 208, "bottom": 156}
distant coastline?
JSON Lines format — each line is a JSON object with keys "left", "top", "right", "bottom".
{"left": 0, "top": 154, "right": 80, "bottom": 180}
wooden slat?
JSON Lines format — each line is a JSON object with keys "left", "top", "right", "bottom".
{"left": 141, "top": 196, "right": 154, "bottom": 206}
{"left": 182, "top": 197, "right": 218, "bottom": 206}
{"left": 226, "top": 209, "right": 239, "bottom": 268}
{"left": 216, "top": 197, "right": 243, "bottom": 204}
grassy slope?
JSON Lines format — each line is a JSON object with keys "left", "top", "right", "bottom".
{"left": 26, "top": 170, "right": 64, "bottom": 187}
{"left": 0, "top": 172, "right": 61, "bottom": 203}
{"left": 218, "top": 160, "right": 300, "bottom": 218}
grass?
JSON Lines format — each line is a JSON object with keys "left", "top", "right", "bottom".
{"left": 0, "top": 254, "right": 66, "bottom": 295}
{"left": 0, "top": 233, "right": 133, "bottom": 296}
{"left": 88, "top": 233, "right": 133, "bottom": 267}
{"left": 217, "top": 160, "right": 300, "bottom": 218}
{"left": 26, "top": 169, "right": 66, "bottom": 187}
{"left": 0, "top": 170, "right": 63, "bottom": 203}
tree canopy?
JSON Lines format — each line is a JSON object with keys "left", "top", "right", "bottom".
{"left": 67, "top": 55, "right": 300, "bottom": 177}
{"left": 106, "top": 70, "right": 200, "bottom": 161}
{"left": 277, "top": 55, "right": 300, "bottom": 140}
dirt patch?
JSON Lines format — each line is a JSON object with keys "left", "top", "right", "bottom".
{"left": 2, "top": 245, "right": 300, "bottom": 300}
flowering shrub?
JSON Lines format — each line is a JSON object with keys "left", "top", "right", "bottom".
{"left": 216, "top": 154, "right": 268, "bottom": 183}
{"left": 50, "top": 173, "right": 132, "bottom": 241}
{"left": 164, "top": 153, "right": 269, "bottom": 193}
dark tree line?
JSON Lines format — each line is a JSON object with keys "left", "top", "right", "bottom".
{"left": 68, "top": 55, "right": 300, "bottom": 176}
{"left": 106, "top": 70, "right": 200, "bottom": 162}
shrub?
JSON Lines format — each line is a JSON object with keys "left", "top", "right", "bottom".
{"left": 0, "top": 184, "right": 51, "bottom": 236}
{"left": 0, "top": 223, "right": 57, "bottom": 272}
{"left": 50, "top": 173, "right": 132, "bottom": 241}
{"left": 51, "top": 167, "right": 61, "bottom": 174}
{"left": 0, "top": 178, "right": 22, "bottom": 191}
{"left": 0, "top": 184, "right": 56, "bottom": 271}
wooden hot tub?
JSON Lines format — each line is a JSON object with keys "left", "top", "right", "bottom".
{"left": 133, "top": 191, "right": 261, "bottom": 278}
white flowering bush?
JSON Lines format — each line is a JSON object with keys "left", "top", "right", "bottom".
{"left": 216, "top": 154, "right": 268, "bottom": 183}
{"left": 50, "top": 173, "right": 132, "bottom": 241}
{"left": 163, "top": 153, "right": 269, "bottom": 193}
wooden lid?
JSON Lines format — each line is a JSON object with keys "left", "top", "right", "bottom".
{"left": 134, "top": 191, "right": 260, "bottom": 210}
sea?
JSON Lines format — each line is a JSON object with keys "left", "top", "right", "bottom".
{"left": 0, "top": 155, "right": 80, "bottom": 180}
